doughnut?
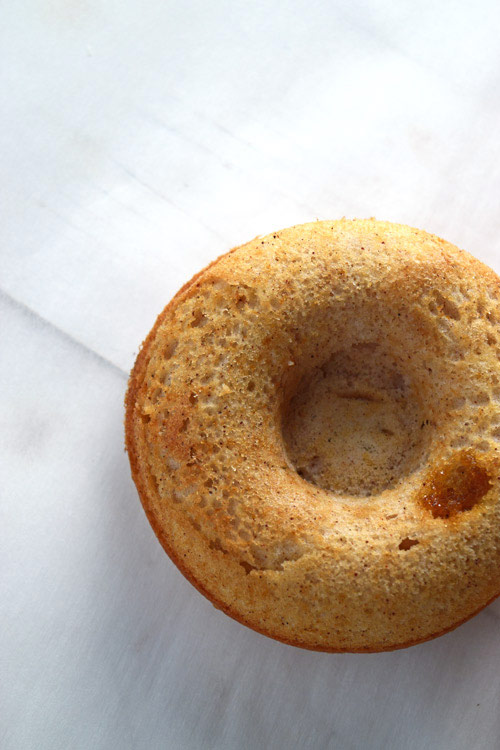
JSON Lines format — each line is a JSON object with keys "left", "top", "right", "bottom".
{"left": 125, "top": 219, "right": 500, "bottom": 652}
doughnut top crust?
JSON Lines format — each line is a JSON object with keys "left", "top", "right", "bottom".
{"left": 126, "top": 219, "right": 500, "bottom": 652}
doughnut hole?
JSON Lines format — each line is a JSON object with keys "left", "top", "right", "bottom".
{"left": 282, "top": 344, "right": 428, "bottom": 496}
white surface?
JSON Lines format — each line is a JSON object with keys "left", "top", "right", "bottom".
{"left": 2, "top": 2, "right": 500, "bottom": 748}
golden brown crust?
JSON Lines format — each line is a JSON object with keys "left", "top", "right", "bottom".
{"left": 125, "top": 219, "right": 500, "bottom": 652}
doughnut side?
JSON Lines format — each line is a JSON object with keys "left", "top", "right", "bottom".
{"left": 126, "top": 219, "right": 500, "bottom": 652}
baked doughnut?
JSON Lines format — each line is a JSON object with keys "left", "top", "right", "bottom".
{"left": 125, "top": 219, "right": 500, "bottom": 652}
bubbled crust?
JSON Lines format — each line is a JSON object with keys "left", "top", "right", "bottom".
{"left": 125, "top": 219, "right": 500, "bottom": 652}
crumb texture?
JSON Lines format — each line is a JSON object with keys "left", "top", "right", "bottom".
{"left": 283, "top": 345, "right": 426, "bottom": 496}
{"left": 126, "top": 219, "right": 500, "bottom": 652}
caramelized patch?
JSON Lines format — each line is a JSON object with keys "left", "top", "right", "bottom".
{"left": 398, "top": 537, "right": 419, "bottom": 551}
{"left": 421, "top": 451, "right": 492, "bottom": 519}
